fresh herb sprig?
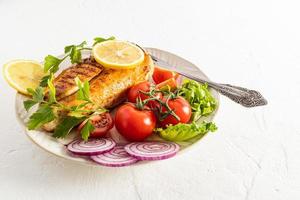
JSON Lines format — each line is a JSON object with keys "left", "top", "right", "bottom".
{"left": 80, "top": 119, "right": 95, "bottom": 141}
{"left": 23, "top": 73, "right": 57, "bottom": 112}
{"left": 40, "top": 36, "right": 115, "bottom": 87}
{"left": 93, "top": 36, "right": 115, "bottom": 46}
{"left": 26, "top": 74, "right": 57, "bottom": 130}
{"left": 40, "top": 41, "right": 90, "bottom": 86}
{"left": 23, "top": 87, "right": 44, "bottom": 111}
{"left": 25, "top": 74, "right": 105, "bottom": 140}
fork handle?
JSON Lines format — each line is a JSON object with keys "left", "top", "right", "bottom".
{"left": 206, "top": 82, "right": 267, "bottom": 107}
{"left": 184, "top": 74, "right": 267, "bottom": 107}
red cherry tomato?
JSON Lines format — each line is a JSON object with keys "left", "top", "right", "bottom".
{"left": 161, "top": 96, "right": 192, "bottom": 127}
{"left": 78, "top": 113, "right": 114, "bottom": 138}
{"left": 152, "top": 66, "right": 179, "bottom": 84}
{"left": 127, "top": 81, "right": 162, "bottom": 108}
{"left": 115, "top": 103, "right": 156, "bottom": 141}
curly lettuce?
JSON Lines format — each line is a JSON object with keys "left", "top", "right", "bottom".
{"left": 177, "top": 79, "right": 217, "bottom": 121}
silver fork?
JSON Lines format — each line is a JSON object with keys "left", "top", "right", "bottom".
{"left": 150, "top": 54, "right": 268, "bottom": 108}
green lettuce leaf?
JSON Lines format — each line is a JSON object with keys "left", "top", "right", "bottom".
{"left": 156, "top": 122, "right": 217, "bottom": 141}
{"left": 177, "top": 79, "right": 217, "bottom": 121}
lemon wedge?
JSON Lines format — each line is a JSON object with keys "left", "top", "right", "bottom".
{"left": 92, "top": 40, "right": 145, "bottom": 69}
{"left": 3, "top": 60, "right": 45, "bottom": 95}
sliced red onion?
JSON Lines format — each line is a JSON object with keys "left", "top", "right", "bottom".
{"left": 124, "top": 142, "right": 180, "bottom": 161}
{"left": 91, "top": 145, "right": 138, "bottom": 167}
{"left": 67, "top": 138, "right": 116, "bottom": 156}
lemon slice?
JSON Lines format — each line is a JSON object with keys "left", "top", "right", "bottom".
{"left": 3, "top": 60, "right": 45, "bottom": 95}
{"left": 92, "top": 40, "right": 145, "bottom": 69}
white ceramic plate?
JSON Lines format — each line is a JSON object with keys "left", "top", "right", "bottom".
{"left": 15, "top": 48, "right": 219, "bottom": 167}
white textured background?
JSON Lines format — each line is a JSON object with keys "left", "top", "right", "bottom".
{"left": 1, "top": 0, "right": 300, "bottom": 199}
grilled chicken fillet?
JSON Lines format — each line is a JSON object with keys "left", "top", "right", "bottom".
{"left": 47, "top": 58, "right": 103, "bottom": 100}
{"left": 60, "top": 54, "right": 153, "bottom": 109}
{"left": 42, "top": 53, "right": 153, "bottom": 131}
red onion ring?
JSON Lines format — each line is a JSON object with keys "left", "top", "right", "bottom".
{"left": 67, "top": 138, "right": 116, "bottom": 156}
{"left": 124, "top": 142, "right": 180, "bottom": 160}
{"left": 91, "top": 145, "right": 138, "bottom": 167}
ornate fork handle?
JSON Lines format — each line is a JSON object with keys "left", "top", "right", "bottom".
{"left": 207, "top": 82, "right": 268, "bottom": 107}
{"left": 181, "top": 73, "right": 268, "bottom": 107}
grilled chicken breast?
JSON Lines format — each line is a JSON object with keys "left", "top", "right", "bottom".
{"left": 59, "top": 53, "right": 153, "bottom": 109}
{"left": 42, "top": 53, "right": 153, "bottom": 131}
{"left": 47, "top": 58, "right": 103, "bottom": 100}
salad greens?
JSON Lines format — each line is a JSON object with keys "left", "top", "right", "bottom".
{"left": 177, "top": 79, "right": 217, "bottom": 121}
{"left": 156, "top": 121, "right": 217, "bottom": 142}
{"left": 155, "top": 79, "right": 218, "bottom": 142}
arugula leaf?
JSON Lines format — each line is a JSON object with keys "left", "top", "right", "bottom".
{"left": 75, "top": 77, "right": 91, "bottom": 102}
{"left": 80, "top": 120, "right": 95, "bottom": 141}
{"left": 47, "top": 74, "right": 56, "bottom": 103}
{"left": 177, "top": 80, "right": 217, "bottom": 121}
{"left": 44, "top": 55, "right": 62, "bottom": 73}
{"left": 27, "top": 104, "right": 56, "bottom": 130}
{"left": 93, "top": 36, "right": 115, "bottom": 46}
{"left": 39, "top": 75, "right": 51, "bottom": 87}
{"left": 156, "top": 122, "right": 217, "bottom": 141}
{"left": 52, "top": 116, "right": 85, "bottom": 138}
{"left": 23, "top": 87, "right": 45, "bottom": 111}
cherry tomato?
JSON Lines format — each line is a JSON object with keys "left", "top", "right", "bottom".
{"left": 161, "top": 96, "right": 192, "bottom": 127}
{"left": 127, "top": 81, "right": 162, "bottom": 108}
{"left": 152, "top": 66, "right": 179, "bottom": 84}
{"left": 78, "top": 113, "right": 114, "bottom": 138}
{"left": 115, "top": 103, "right": 156, "bottom": 141}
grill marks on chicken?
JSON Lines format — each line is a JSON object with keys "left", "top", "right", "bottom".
{"left": 52, "top": 58, "right": 103, "bottom": 100}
